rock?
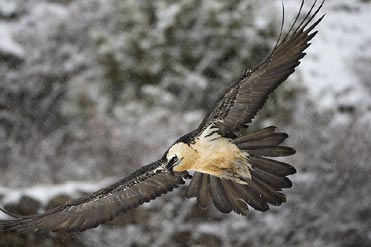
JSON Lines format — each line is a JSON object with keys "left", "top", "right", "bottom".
{"left": 0, "top": 232, "right": 85, "bottom": 247}
{"left": 47, "top": 0, "right": 75, "bottom": 5}
{"left": 0, "top": 51, "right": 24, "bottom": 68}
{"left": 45, "top": 194, "right": 73, "bottom": 211}
{"left": 171, "top": 230, "right": 192, "bottom": 247}
{"left": 192, "top": 233, "right": 223, "bottom": 247}
{"left": 3, "top": 195, "right": 41, "bottom": 216}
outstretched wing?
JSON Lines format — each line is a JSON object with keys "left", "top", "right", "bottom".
{"left": 198, "top": 0, "right": 325, "bottom": 135}
{"left": 0, "top": 160, "right": 186, "bottom": 232}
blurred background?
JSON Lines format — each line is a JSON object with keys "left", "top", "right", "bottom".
{"left": 0, "top": 0, "right": 370, "bottom": 246}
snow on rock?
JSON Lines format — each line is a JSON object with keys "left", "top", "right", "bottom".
{"left": 0, "top": 177, "right": 114, "bottom": 219}
{"left": 0, "top": 0, "right": 16, "bottom": 17}
{"left": 0, "top": 22, "right": 24, "bottom": 58}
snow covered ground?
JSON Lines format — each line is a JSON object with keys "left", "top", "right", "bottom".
{"left": 0, "top": 0, "right": 370, "bottom": 246}
{"left": 292, "top": 0, "right": 371, "bottom": 110}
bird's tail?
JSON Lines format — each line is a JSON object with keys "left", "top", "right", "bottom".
{"left": 185, "top": 126, "right": 296, "bottom": 215}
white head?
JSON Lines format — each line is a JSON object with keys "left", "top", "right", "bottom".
{"left": 165, "top": 142, "right": 197, "bottom": 173}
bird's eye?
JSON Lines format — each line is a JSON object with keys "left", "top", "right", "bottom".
{"left": 166, "top": 154, "right": 181, "bottom": 174}
{"left": 166, "top": 154, "right": 181, "bottom": 171}
{"left": 170, "top": 155, "right": 178, "bottom": 164}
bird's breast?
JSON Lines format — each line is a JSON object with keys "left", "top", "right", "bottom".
{"left": 181, "top": 135, "right": 249, "bottom": 177}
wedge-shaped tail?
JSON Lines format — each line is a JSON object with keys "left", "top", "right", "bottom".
{"left": 186, "top": 126, "right": 296, "bottom": 215}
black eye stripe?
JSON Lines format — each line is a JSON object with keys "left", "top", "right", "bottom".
{"left": 171, "top": 156, "right": 178, "bottom": 163}
{"left": 169, "top": 155, "right": 179, "bottom": 166}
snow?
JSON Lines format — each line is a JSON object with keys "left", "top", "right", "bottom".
{"left": 284, "top": 0, "right": 371, "bottom": 110}
{"left": 291, "top": 171, "right": 317, "bottom": 184}
{"left": 29, "top": 1, "right": 68, "bottom": 20}
{"left": 156, "top": 2, "right": 181, "bottom": 31}
{"left": 0, "top": 1, "right": 68, "bottom": 60}
{"left": 0, "top": 22, "right": 24, "bottom": 58}
{"left": 0, "top": 177, "right": 114, "bottom": 218}
{"left": 0, "top": 0, "right": 16, "bottom": 17}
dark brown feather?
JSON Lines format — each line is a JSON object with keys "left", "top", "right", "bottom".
{"left": 250, "top": 155, "right": 296, "bottom": 176}
{"left": 185, "top": 172, "right": 203, "bottom": 198}
{"left": 235, "top": 133, "right": 288, "bottom": 148}
{"left": 251, "top": 167, "right": 293, "bottom": 189}
{"left": 246, "top": 178, "right": 286, "bottom": 206}
{"left": 244, "top": 146, "right": 296, "bottom": 157}
{"left": 198, "top": 173, "right": 212, "bottom": 209}
{"left": 233, "top": 126, "right": 277, "bottom": 143}
{"left": 220, "top": 179, "right": 249, "bottom": 215}
{"left": 210, "top": 176, "right": 233, "bottom": 213}
{"left": 235, "top": 182, "right": 269, "bottom": 212}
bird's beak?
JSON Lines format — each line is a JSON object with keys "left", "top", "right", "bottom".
{"left": 166, "top": 162, "right": 175, "bottom": 176}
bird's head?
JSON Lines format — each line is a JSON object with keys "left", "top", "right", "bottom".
{"left": 165, "top": 142, "right": 197, "bottom": 174}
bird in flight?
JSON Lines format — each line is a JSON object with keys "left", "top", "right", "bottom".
{"left": 0, "top": 0, "right": 325, "bottom": 233}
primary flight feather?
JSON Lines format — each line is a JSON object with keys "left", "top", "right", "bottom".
{"left": 0, "top": 0, "right": 325, "bottom": 233}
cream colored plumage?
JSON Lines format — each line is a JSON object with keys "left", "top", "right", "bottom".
{"left": 168, "top": 124, "right": 252, "bottom": 182}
